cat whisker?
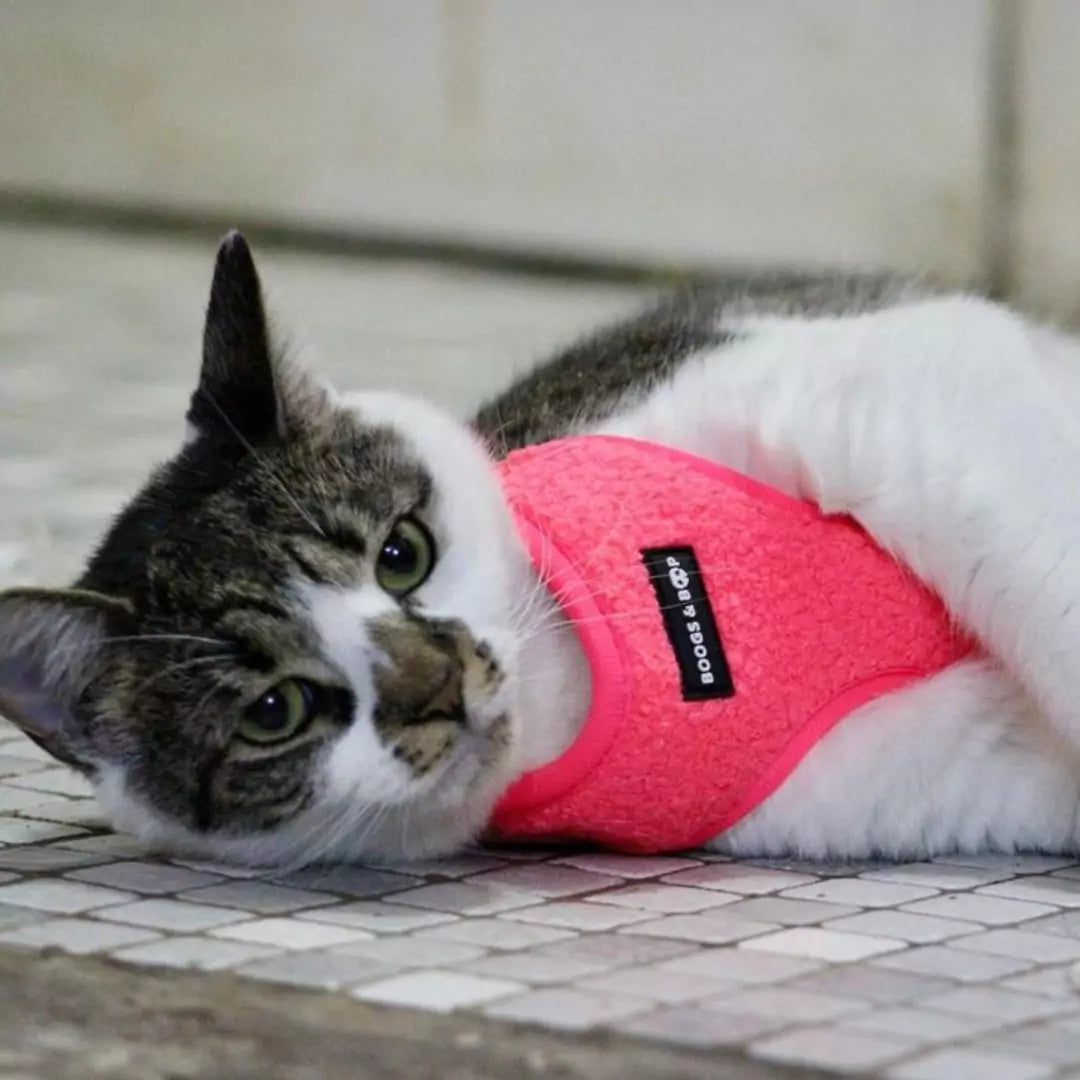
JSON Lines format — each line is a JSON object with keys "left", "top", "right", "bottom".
{"left": 131, "top": 653, "right": 236, "bottom": 699}
{"left": 97, "top": 634, "right": 236, "bottom": 650}
{"left": 510, "top": 549, "right": 745, "bottom": 643}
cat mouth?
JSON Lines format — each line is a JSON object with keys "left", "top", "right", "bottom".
{"left": 428, "top": 710, "right": 511, "bottom": 791}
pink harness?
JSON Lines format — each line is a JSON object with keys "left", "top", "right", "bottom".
{"left": 488, "top": 435, "right": 976, "bottom": 853}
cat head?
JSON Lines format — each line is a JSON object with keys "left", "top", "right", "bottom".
{"left": 0, "top": 233, "right": 546, "bottom": 865}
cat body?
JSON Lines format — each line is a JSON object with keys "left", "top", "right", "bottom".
{"left": 2, "top": 234, "right": 1080, "bottom": 867}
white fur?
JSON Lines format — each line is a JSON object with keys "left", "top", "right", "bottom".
{"left": 101, "top": 293, "right": 1080, "bottom": 864}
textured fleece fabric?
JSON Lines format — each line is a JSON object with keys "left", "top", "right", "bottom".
{"left": 488, "top": 435, "right": 978, "bottom": 853}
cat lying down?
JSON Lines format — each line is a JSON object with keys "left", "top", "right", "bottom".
{"left": 1, "top": 231, "right": 1079, "bottom": 868}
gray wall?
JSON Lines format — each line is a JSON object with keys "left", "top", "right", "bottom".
{"left": 3, "top": 2, "right": 1078, "bottom": 318}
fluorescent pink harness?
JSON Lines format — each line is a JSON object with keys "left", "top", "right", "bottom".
{"left": 488, "top": 435, "right": 976, "bottom": 853}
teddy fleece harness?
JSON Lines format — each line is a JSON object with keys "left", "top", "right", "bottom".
{"left": 488, "top": 435, "right": 976, "bottom": 853}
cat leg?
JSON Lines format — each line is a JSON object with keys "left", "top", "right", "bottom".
{"left": 714, "top": 658, "right": 1080, "bottom": 858}
{"left": 607, "top": 296, "right": 1080, "bottom": 748}
{"left": 771, "top": 298, "right": 1080, "bottom": 749}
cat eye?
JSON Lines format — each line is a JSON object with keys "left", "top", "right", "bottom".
{"left": 239, "top": 679, "right": 316, "bottom": 744}
{"left": 376, "top": 516, "right": 436, "bottom": 597}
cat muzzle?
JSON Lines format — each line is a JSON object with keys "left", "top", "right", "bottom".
{"left": 369, "top": 614, "right": 480, "bottom": 729}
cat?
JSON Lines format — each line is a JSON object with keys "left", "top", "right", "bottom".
{"left": 2, "top": 230, "right": 1080, "bottom": 868}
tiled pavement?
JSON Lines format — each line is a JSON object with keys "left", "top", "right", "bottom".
{"left": 3, "top": 222, "right": 1080, "bottom": 1079}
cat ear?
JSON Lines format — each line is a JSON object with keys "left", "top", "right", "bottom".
{"left": 187, "top": 231, "right": 334, "bottom": 445}
{"left": 188, "top": 230, "right": 280, "bottom": 445}
{"left": 0, "top": 588, "right": 132, "bottom": 765}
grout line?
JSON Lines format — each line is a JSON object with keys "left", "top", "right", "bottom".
{"left": 984, "top": 0, "right": 1022, "bottom": 301}
{"left": 0, "top": 185, "right": 707, "bottom": 288}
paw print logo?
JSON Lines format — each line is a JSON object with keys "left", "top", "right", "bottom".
{"left": 668, "top": 565, "right": 690, "bottom": 591}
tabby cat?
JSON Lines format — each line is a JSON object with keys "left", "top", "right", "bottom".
{"left": 2, "top": 232, "right": 1080, "bottom": 866}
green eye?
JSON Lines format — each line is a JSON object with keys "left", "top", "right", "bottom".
{"left": 240, "top": 679, "right": 316, "bottom": 745}
{"left": 376, "top": 516, "right": 436, "bottom": 597}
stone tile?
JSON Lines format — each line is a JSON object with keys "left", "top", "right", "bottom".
{"left": 715, "top": 896, "right": 860, "bottom": 926}
{"left": 860, "top": 861, "right": 1014, "bottom": 890}
{"left": 707, "top": 987, "right": 869, "bottom": 1023}
{"left": 902, "top": 893, "right": 1058, "bottom": 926}
{"left": 414, "top": 917, "right": 575, "bottom": 952}
{"left": 785, "top": 965, "right": 955, "bottom": 1005}
{"left": 339, "top": 936, "right": 486, "bottom": 969}
{"left": 365, "top": 854, "right": 506, "bottom": 879}
{"left": 1017, "top": 910, "right": 1080, "bottom": 937}
{"left": 113, "top": 935, "right": 280, "bottom": 971}
{"left": 577, "top": 965, "right": 733, "bottom": 1005}
{"left": 844, "top": 1006, "right": 999, "bottom": 1044}
{"left": 237, "top": 949, "right": 402, "bottom": 990}
{"left": 985, "top": 1020, "right": 1080, "bottom": 1066}
{"left": 0, "top": 753, "right": 52, "bottom": 778}
{"left": 56, "top": 834, "right": 150, "bottom": 858}
{"left": 782, "top": 878, "right": 938, "bottom": 908}
{"left": 95, "top": 898, "right": 252, "bottom": 932}
{"left": 873, "top": 944, "right": 1033, "bottom": 982}
{"left": 178, "top": 881, "right": 338, "bottom": 914}
{"left": 535, "top": 933, "right": 694, "bottom": 968}
{"left": 169, "top": 859, "right": 270, "bottom": 880}
{"left": 479, "top": 847, "right": 572, "bottom": 863}
{"left": 744, "top": 856, "right": 894, "bottom": 876}
{"left": 0, "top": 917, "right": 160, "bottom": 954}
{"left": 390, "top": 882, "right": 543, "bottom": 916}
{"left": 623, "top": 912, "right": 776, "bottom": 945}
{"left": 460, "top": 952, "right": 610, "bottom": 985}
{"left": 297, "top": 901, "right": 457, "bottom": 934}
{"left": 0, "top": 847, "right": 110, "bottom": 873}
{"left": 0, "top": 819, "right": 87, "bottom": 844}
{"left": 932, "top": 854, "right": 1077, "bottom": 874}
{"left": 979, "top": 876, "right": 1080, "bottom": 908}
{"left": 673, "top": 849, "right": 732, "bottom": 863}
{"left": 0, "top": 744, "right": 60, "bottom": 767}
{"left": 0, "top": 878, "right": 136, "bottom": 913}
{"left": 5, "top": 767, "right": 94, "bottom": 797}
{"left": 502, "top": 901, "right": 652, "bottom": 931}
{"left": 466, "top": 864, "right": 623, "bottom": 897}
{"left": 584, "top": 883, "right": 737, "bottom": 914}
{"left": 950, "top": 928, "right": 1080, "bottom": 963}
{"left": 0, "top": 903, "right": 48, "bottom": 930}
{"left": 662, "top": 864, "right": 816, "bottom": 895}
{"left": 751, "top": 1025, "right": 913, "bottom": 1073}
{"left": 66, "top": 860, "right": 225, "bottom": 894}
{"left": 741, "top": 927, "right": 905, "bottom": 962}
{"left": 210, "top": 917, "right": 372, "bottom": 950}
{"left": 657, "top": 947, "right": 823, "bottom": 985}
{"left": 483, "top": 987, "right": 648, "bottom": 1030}
{"left": 886, "top": 1048, "right": 1055, "bottom": 1080}
{"left": 920, "top": 986, "right": 1073, "bottom": 1023}
{"left": 355, "top": 971, "right": 523, "bottom": 1013}
{"left": 616, "top": 1005, "right": 787, "bottom": 1048}
{"left": 17, "top": 798, "right": 108, "bottom": 828}
{"left": 268, "top": 866, "right": 419, "bottom": 896}
{"left": 823, "top": 910, "right": 982, "bottom": 944}
{"left": 0, "top": 786, "right": 72, "bottom": 813}
{"left": 554, "top": 854, "right": 703, "bottom": 879}
{"left": 1001, "top": 965, "right": 1077, "bottom": 998}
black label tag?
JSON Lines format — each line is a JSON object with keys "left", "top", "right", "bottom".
{"left": 641, "top": 546, "right": 735, "bottom": 701}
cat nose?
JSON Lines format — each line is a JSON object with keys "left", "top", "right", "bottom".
{"left": 369, "top": 614, "right": 469, "bottom": 726}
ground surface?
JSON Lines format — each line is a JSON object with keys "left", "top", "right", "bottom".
{"left": 2, "top": 222, "right": 1080, "bottom": 1079}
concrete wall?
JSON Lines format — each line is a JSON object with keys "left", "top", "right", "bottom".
{"left": 2, "top": 2, "right": 1077, "bottom": 317}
